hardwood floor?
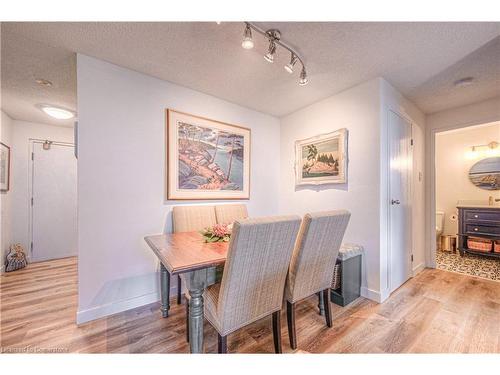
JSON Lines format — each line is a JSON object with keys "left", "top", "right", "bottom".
{"left": 1, "top": 257, "right": 499, "bottom": 353}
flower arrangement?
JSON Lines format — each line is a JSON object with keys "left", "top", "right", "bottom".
{"left": 200, "top": 223, "right": 233, "bottom": 243}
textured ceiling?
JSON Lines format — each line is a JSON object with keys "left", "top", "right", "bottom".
{"left": 1, "top": 22, "right": 499, "bottom": 126}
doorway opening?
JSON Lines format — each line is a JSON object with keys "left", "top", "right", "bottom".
{"left": 29, "top": 139, "right": 77, "bottom": 263}
{"left": 434, "top": 122, "right": 500, "bottom": 281}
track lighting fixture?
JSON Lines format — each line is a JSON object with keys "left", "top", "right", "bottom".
{"left": 299, "top": 67, "right": 308, "bottom": 86}
{"left": 240, "top": 22, "right": 309, "bottom": 86}
{"left": 241, "top": 24, "right": 254, "bottom": 49}
{"left": 284, "top": 53, "right": 298, "bottom": 73}
{"left": 264, "top": 41, "right": 277, "bottom": 63}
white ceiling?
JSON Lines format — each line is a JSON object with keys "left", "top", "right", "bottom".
{"left": 1, "top": 22, "right": 499, "bottom": 126}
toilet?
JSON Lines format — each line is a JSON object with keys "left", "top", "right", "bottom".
{"left": 436, "top": 211, "right": 445, "bottom": 245}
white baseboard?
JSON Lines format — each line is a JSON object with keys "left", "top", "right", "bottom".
{"left": 412, "top": 262, "right": 425, "bottom": 276}
{"left": 76, "top": 291, "right": 160, "bottom": 325}
{"left": 361, "top": 286, "right": 390, "bottom": 303}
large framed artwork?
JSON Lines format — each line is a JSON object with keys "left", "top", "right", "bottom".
{"left": 295, "top": 129, "right": 348, "bottom": 186}
{"left": 166, "top": 109, "right": 251, "bottom": 200}
{"left": 1, "top": 142, "right": 11, "bottom": 192}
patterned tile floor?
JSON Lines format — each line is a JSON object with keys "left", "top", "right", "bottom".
{"left": 436, "top": 250, "right": 500, "bottom": 281}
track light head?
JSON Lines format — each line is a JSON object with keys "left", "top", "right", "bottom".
{"left": 284, "top": 53, "right": 298, "bottom": 74}
{"left": 299, "top": 67, "right": 308, "bottom": 86}
{"left": 264, "top": 41, "right": 276, "bottom": 63}
{"left": 241, "top": 24, "right": 254, "bottom": 49}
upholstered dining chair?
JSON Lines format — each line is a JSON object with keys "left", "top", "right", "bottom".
{"left": 204, "top": 215, "right": 302, "bottom": 353}
{"left": 215, "top": 204, "right": 248, "bottom": 225}
{"left": 284, "top": 210, "right": 351, "bottom": 350}
{"left": 171, "top": 205, "right": 217, "bottom": 305}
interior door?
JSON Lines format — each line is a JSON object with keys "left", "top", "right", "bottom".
{"left": 388, "top": 111, "right": 412, "bottom": 293}
{"left": 31, "top": 141, "right": 77, "bottom": 262}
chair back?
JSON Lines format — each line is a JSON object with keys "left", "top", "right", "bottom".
{"left": 215, "top": 204, "right": 248, "bottom": 225}
{"left": 172, "top": 205, "right": 217, "bottom": 232}
{"left": 216, "top": 215, "right": 301, "bottom": 335}
{"left": 285, "top": 210, "right": 351, "bottom": 303}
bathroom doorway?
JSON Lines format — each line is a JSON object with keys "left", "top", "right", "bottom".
{"left": 434, "top": 121, "right": 500, "bottom": 281}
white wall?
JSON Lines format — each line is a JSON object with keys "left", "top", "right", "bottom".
{"left": 380, "top": 80, "right": 426, "bottom": 297}
{"left": 425, "top": 96, "right": 500, "bottom": 267}
{"left": 436, "top": 122, "right": 500, "bottom": 236}
{"left": 8, "top": 120, "right": 74, "bottom": 259}
{"left": 1, "top": 110, "right": 14, "bottom": 272}
{"left": 77, "top": 55, "right": 281, "bottom": 323}
{"left": 279, "top": 78, "right": 424, "bottom": 302}
{"left": 279, "top": 78, "right": 383, "bottom": 300}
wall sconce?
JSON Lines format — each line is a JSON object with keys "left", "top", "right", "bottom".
{"left": 465, "top": 141, "right": 500, "bottom": 160}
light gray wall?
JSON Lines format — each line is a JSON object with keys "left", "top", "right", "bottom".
{"left": 1, "top": 110, "right": 14, "bottom": 272}
{"left": 278, "top": 78, "right": 383, "bottom": 300}
{"left": 76, "top": 55, "right": 281, "bottom": 323}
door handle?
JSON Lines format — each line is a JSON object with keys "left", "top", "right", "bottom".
{"left": 391, "top": 199, "right": 401, "bottom": 205}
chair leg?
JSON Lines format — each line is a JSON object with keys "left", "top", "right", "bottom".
{"left": 177, "top": 275, "right": 182, "bottom": 304}
{"left": 286, "top": 301, "right": 297, "bottom": 350}
{"left": 323, "top": 289, "right": 332, "bottom": 328}
{"left": 272, "top": 311, "right": 282, "bottom": 353}
{"left": 185, "top": 300, "right": 190, "bottom": 342}
{"left": 217, "top": 334, "right": 227, "bottom": 354}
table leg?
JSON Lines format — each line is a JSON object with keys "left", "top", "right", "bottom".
{"left": 160, "top": 263, "right": 170, "bottom": 318}
{"left": 185, "top": 269, "right": 209, "bottom": 353}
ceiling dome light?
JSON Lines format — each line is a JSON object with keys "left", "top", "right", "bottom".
{"left": 284, "top": 54, "right": 298, "bottom": 74}
{"left": 241, "top": 24, "right": 254, "bottom": 49}
{"left": 264, "top": 41, "right": 277, "bottom": 63}
{"left": 299, "top": 67, "right": 308, "bottom": 86}
{"left": 39, "top": 105, "right": 75, "bottom": 120}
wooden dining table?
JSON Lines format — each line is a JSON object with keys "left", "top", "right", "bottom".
{"left": 144, "top": 231, "right": 229, "bottom": 353}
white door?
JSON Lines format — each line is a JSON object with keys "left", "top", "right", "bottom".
{"left": 388, "top": 111, "right": 412, "bottom": 293}
{"left": 31, "top": 141, "right": 77, "bottom": 262}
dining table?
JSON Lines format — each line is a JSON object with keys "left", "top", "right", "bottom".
{"left": 144, "top": 231, "right": 229, "bottom": 353}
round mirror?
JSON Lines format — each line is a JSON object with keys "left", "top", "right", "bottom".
{"left": 469, "top": 157, "right": 500, "bottom": 190}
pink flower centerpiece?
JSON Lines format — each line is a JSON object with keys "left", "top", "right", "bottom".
{"left": 200, "top": 223, "right": 233, "bottom": 243}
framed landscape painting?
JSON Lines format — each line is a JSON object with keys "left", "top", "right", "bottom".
{"left": 166, "top": 109, "right": 251, "bottom": 200}
{"left": 295, "top": 129, "right": 348, "bottom": 186}
{"left": 1, "top": 142, "right": 11, "bottom": 192}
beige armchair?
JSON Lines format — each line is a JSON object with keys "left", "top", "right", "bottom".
{"left": 204, "top": 215, "right": 302, "bottom": 353}
{"left": 285, "top": 210, "right": 350, "bottom": 349}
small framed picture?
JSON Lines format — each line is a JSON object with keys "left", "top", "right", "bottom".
{"left": 1, "top": 142, "right": 11, "bottom": 192}
{"left": 295, "top": 129, "right": 348, "bottom": 186}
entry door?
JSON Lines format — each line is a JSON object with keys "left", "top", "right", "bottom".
{"left": 388, "top": 111, "right": 412, "bottom": 293}
{"left": 31, "top": 142, "right": 77, "bottom": 262}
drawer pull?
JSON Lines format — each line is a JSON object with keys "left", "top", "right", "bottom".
{"left": 474, "top": 228, "right": 479, "bottom": 231}
{"left": 474, "top": 215, "right": 479, "bottom": 218}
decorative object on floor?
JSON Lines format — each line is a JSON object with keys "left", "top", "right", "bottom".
{"left": 436, "top": 249, "right": 500, "bottom": 281}
{"left": 240, "top": 22, "right": 308, "bottom": 86}
{"left": 200, "top": 223, "right": 233, "bottom": 243}
{"left": 0, "top": 142, "right": 11, "bottom": 192}
{"left": 295, "top": 129, "right": 348, "bottom": 186}
{"left": 468, "top": 156, "right": 500, "bottom": 190}
{"left": 5, "top": 244, "right": 28, "bottom": 272}
{"left": 166, "top": 110, "right": 250, "bottom": 200}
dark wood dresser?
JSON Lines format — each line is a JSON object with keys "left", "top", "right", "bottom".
{"left": 457, "top": 206, "right": 500, "bottom": 258}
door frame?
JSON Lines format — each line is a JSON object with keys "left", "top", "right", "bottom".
{"left": 426, "top": 120, "right": 500, "bottom": 269}
{"left": 387, "top": 110, "right": 414, "bottom": 294}
{"left": 28, "top": 138, "right": 75, "bottom": 261}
